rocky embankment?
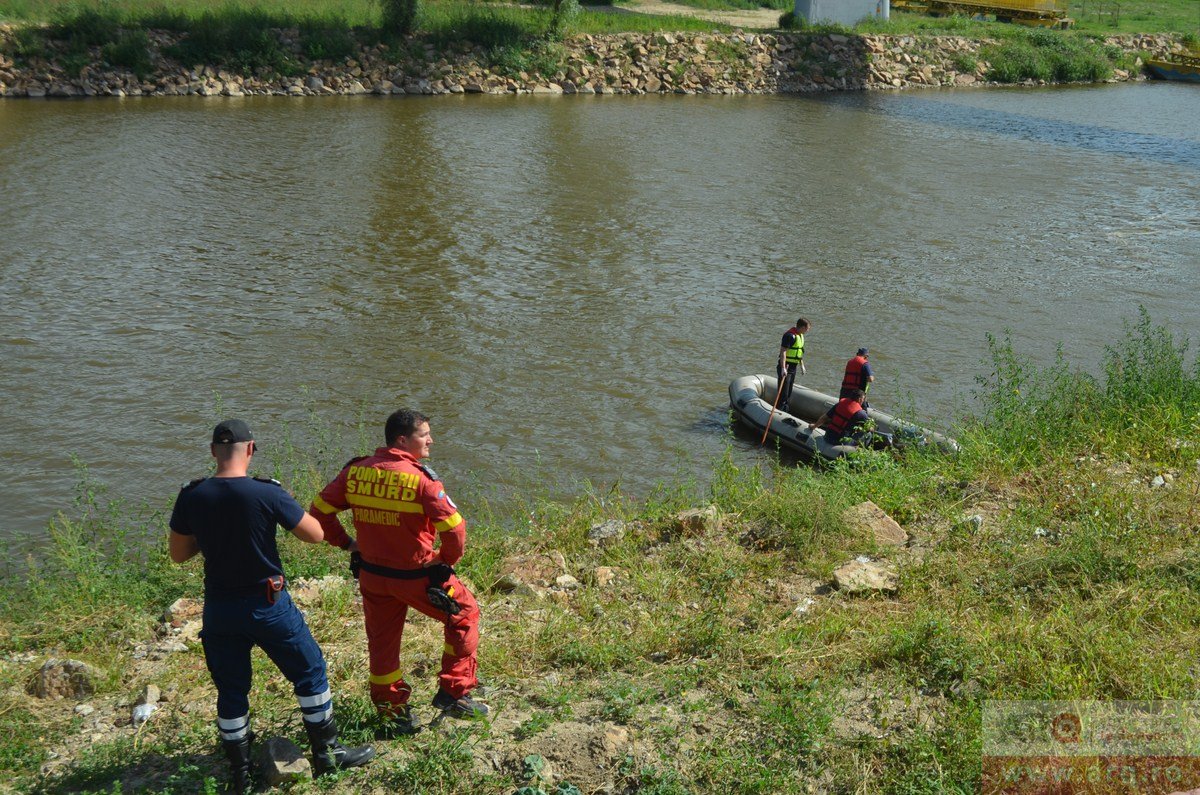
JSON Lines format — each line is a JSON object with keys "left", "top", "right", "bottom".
{"left": 0, "top": 26, "right": 1183, "bottom": 98}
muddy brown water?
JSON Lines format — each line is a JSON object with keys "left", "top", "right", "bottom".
{"left": 1, "top": 83, "right": 1197, "bottom": 553}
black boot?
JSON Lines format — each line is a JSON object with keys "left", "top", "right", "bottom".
{"left": 304, "top": 716, "right": 376, "bottom": 776}
{"left": 221, "top": 735, "right": 253, "bottom": 795}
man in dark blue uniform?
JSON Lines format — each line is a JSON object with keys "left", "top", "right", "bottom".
{"left": 169, "top": 419, "right": 374, "bottom": 794}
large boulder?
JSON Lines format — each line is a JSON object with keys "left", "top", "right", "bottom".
{"left": 842, "top": 501, "right": 908, "bottom": 547}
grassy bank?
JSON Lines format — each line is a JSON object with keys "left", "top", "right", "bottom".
{"left": 2, "top": 310, "right": 1199, "bottom": 793}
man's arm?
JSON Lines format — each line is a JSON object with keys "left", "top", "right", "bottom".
{"left": 778, "top": 345, "right": 789, "bottom": 372}
{"left": 289, "top": 512, "right": 325, "bottom": 544}
{"left": 309, "top": 471, "right": 354, "bottom": 549}
{"left": 168, "top": 530, "right": 200, "bottom": 563}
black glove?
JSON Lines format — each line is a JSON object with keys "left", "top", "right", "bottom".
{"left": 349, "top": 551, "right": 362, "bottom": 580}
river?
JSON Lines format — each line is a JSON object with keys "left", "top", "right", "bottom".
{"left": 1, "top": 82, "right": 1197, "bottom": 552}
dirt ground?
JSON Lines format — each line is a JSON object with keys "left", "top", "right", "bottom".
{"left": 592, "top": 0, "right": 782, "bottom": 30}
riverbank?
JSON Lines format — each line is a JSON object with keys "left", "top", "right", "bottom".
{"left": 2, "top": 313, "right": 1199, "bottom": 793}
{"left": 0, "top": 22, "right": 1185, "bottom": 97}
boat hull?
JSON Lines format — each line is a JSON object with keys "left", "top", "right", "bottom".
{"left": 728, "top": 375, "right": 959, "bottom": 462}
{"left": 1146, "top": 58, "right": 1200, "bottom": 83}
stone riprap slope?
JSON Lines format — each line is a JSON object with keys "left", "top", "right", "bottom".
{"left": 0, "top": 27, "right": 1183, "bottom": 98}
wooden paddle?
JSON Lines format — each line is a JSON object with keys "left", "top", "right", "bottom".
{"left": 760, "top": 374, "right": 787, "bottom": 446}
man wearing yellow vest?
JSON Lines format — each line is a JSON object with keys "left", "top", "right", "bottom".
{"left": 776, "top": 317, "right": 811, "bottom": 413}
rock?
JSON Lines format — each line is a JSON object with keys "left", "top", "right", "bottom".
{"left": 290, "top": 575, "right": 345, "bottom": 605}
{"left": 832, "top": 560, "right": 898, "bottom": 595}
{"left": 673, "top": 505, "right": 720, "bottom": 536}
{"left": 131, "top": 703, "right": 158, "bottom": 726}
{"left": 164, "top": 597, "right": 203, "bottom": 626}
{"left": 532, "top": 83, "right": 562, "bottom": 94}
{"left": 139, "top": 684, "right": 161, "bottom": 706}
{"left": 643, "top": 75, "right": 661, "bottom": 92}
{"left": 842, "top": 501, "right": 908, "bottom": 546}
{"left": 955, "top": 73, "right": 977, "bottom": 85}
{"left": 26, "top": 84, "right": 46, "bottom": 98}
{"left": 305, "top": 75, "right": 324, "bottom": 91}
{"left": 495, "top": 552, "right": 568, "bottom": 593}
{"left": 259, "top": 736, "right": 311, "bottom": 785}
{"left": 29, "top": 659, "right": 97, "bottom": 700}
{"left": 464, "top": 82, "right": 484, "bottom": 93}
{"left": 595, "top": 566, "right": 617, "bottom": 587}
{"left": 1150, "top": 475, "right": 1166, "bottom": 488}
{"left": 588, "top": 519, "right": 626, "bottom": 546}
{"left": 555, "top": 574, "right": 580, "bottom": 590}
{"left": 222, "top": 81, "right": 243, "bottom": 97}
{"left": 74, "top": 704, "right": 96, "bottom": 717}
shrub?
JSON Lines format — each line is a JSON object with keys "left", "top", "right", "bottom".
{"left": 380, "top": 0, "right": 418, "bottom": 37}
{"left": 102, "top": 29, "right": 154, "bottom": 76}
{"left": 299, "top": 16, "right": 359, "bottom": 61}
{"left": 165, "top": 8, "right": 299, "bottom": 75}
{"left": 49, "top": 6, "right": 121, "bottom": 49}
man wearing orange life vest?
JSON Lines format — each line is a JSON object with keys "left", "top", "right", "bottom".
{"left": 840, "top": 348, "right": 875, "bottom": 409}
{"left": 810, "top": 389, "right": 870, "bottom": 446}
{"left": 309, "top": 409, "right": 487, "bottom": 735}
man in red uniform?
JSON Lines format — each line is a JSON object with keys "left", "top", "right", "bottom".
{"left": 309, "top": 408, "right": 487, "bottom": 734}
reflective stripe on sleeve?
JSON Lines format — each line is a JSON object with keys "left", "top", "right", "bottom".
{"left": 312, "top": 495, "right": 339, "bottom": 514}
{"left": 433, "top": 512, "right": 463, "bottom": 532}
{"left": 369, "top": 668, "right": 405, "bottom": 686}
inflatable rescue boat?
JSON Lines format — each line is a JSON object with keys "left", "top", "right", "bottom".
{"left": 728, "top": 374, "right": 959, "bottom": 462}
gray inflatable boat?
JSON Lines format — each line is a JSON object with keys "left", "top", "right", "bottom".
{"left": 728, "top": 374, "right": 959, "bottom": 462}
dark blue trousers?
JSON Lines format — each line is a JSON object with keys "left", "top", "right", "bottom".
{"left": 200, "top": 589, "right": 329, "bottom": 721}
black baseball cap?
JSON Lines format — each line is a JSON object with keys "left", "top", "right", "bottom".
{"left": 857, "top": 347, "right": 869, "bottom": 356}
{"left": 212, "top": 419, "right": 254, "bottom": 444}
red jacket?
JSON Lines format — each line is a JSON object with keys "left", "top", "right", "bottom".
{"left": 842, "top": 355, "right": 869, "bottom": 392}
{"left": 311, "top": 447, "right": 465, "bottom": 569}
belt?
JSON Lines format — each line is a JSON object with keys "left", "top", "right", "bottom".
{"left": 357, "top": 559, "right": 435, "bottom": 580}
{"left": 213, "top": 575, "right": 287, "bottom": 601}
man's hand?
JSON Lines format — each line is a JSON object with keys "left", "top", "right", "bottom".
{"left": 349, "top": 551, "right": 362, "bottom": 580}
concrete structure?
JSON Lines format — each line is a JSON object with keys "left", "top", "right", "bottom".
{"left": 794, "top": 0, "right": 890, "bottom": 25}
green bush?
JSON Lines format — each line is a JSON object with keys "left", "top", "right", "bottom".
{"left": 164, "top": 8, "right": 299, "bottom": 74}
{"left": 380, "top": 0, "right": 418, "bottom": 36}
{"left": 102, "top": 28, "right": 153, "bottom": 75}
{"left": 983, "top": 30, "right": 1115, "bottom": 83}
{"left": 299, "top": 15, "right": 359, "bottom": 60}
{"left": 49, "top": 6, "right": 121, "bottom": 49}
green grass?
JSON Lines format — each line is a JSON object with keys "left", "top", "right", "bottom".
{"left": 2, "top": 310, "right": 1198, "bottom": 792}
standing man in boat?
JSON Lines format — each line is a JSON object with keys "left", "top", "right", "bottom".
{"left": 168, "top": 420, "right": 375, "bottom": 795}
{"left": 840, "top": 348, "right": 874, "bottom": 409}
{"left": 809, "top": 389, "right": 870, "bottom": 446}
{"left": 308, "top": 408, "right": 487, "bottom": 737}
{"left": 776, "top": 317, "right": 811, "bottom": 413}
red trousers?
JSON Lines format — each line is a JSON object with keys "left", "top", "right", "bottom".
{"left": 359, "top": 570, "right": 479, "bottom": 712}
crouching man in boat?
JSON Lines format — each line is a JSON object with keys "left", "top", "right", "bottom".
{"left": 777, "top": 317, "right": 811, "bottom": 413}
{"left": 308, "top": 408, "right": 488, "bottom": 737}
{"left": 168, "top": 420, "right": 375, "bottom": 795}
{"left": 810, "top": 389, "right": 870, "bottom": 446}
{"left": 840, "top": 348, "right": 875, "bottom": 409}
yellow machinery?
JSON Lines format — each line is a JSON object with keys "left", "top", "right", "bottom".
{"left": 892, "top": 0, "right": 1073, "bottom": 27}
